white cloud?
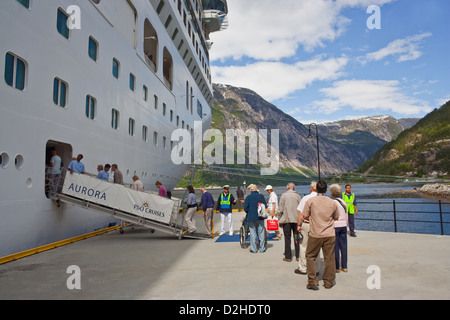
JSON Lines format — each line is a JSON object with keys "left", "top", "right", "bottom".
{"left": 209, "top": 0, "right": 395, "bottom": 62}
{"left": 311, "top": 80, "right": 433, "bottom": 115}
{"left": 363, "top": 32, "right": 432, "bottom": 63}
{"left": 212, "top": 56, "right": 349, "bottom": 101}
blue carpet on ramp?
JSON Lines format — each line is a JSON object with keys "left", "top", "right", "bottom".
{"left": 215, "top": 233, "right": 279, "bottom": 243}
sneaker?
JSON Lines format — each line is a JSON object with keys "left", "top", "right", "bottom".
{"left": 341, "top": 268, "right": 348, "bottom": 272}
{"left": 283, "top": 258, "right": 292, "bottom": 262}
{"left": 219, "top": 232, "right": 225, "bottom": 236}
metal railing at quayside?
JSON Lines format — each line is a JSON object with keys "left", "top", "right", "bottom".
{"left": 354, "top": 200, "right": 450, "bottom": 236}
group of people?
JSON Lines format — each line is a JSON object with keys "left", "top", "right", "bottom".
{"left": 183, "top": 180, "right": 358, "bottom": 291}
{"left": 66, "top": 153, "right": 169, "bottom": 195}
{"left": 183, "top": 184, "right": 236, "bottom": 238}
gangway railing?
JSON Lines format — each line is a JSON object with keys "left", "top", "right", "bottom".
{"left": 52, "top": 171, "right": 206, "bottom": 240}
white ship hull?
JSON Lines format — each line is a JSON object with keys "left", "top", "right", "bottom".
{"left": 0, "top": 0, "right": 227, "bottom": 257}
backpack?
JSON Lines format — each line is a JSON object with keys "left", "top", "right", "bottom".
{"left": 166, "top": 190, "right": 172, "bottom": 199}
{"left": 258, "top": 201, "right": 268, "bottom": 219}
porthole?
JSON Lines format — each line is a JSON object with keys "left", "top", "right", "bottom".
{"left": 26, "top": 178, "right": 32, "bottom": 189}
{"left": 15, "top": 154, "right": 24, "bottom": 169}
{"left": 0, "top": 152, "right": 9, "bottom": 168}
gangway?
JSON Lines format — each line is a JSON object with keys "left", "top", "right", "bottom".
{"left": 53, "top": 171, "right": 207, "bottom": 240}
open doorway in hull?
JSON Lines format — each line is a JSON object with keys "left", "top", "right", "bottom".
{"left": 45, "top": 140, "right": 72, "bottom": 198}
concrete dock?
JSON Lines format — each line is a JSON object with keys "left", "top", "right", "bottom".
{"left": 0, "top": 211, "right": 449, "bottom": 300}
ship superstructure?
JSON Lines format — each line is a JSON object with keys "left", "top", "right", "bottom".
{"left": 0, "top": 0, "right": 228, "bottom": 257}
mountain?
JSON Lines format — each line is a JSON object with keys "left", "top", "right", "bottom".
{"left": 318, "top": 115, "right": 419, "bottom": 164}
{"left": 357, "top": 101, "right": 450, "bottom": 178}
{"left": 178, "top": 84, "right": 420, "bottom": 187}
{"left": 320, "top": 115, "right": 418, "bottom": 142}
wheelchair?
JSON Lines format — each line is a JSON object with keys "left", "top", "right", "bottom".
{"left": 239, "top": 220, "right": 267, "bottom": 249}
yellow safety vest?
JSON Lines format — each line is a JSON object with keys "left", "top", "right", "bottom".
{"left": 220, "top": 193, "right": 231, "bottom": 209}
{"left": 342, "top": 192, "right": 356, "bottom": 214}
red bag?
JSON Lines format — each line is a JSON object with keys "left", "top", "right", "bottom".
{"left": 267, "top": 218, "right": 278, "bottom": 231}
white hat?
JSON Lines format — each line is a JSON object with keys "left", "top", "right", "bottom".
{"left": 265, "top": 185, "right": 273, "bottom": 190}
{"left": 223, "top": 185, "right": 230, "bottom": 188}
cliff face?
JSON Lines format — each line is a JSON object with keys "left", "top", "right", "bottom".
{"left": 358, "top": 101, "right": 450, "bottom": 178}
{"left": 211, "top": 84, "right": 409, "bottom": 175}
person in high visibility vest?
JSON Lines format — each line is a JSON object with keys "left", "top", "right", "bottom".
{"left": 216, "top": 185, "right": 236, "bottom": 236}
{"left": 342, "top": 184, "right": 358, "bottom": 237}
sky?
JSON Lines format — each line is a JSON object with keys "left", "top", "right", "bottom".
{"left": 208, "top": 0, "right": 450, "bottom": 124}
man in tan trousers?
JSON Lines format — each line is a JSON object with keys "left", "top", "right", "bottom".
{"left": 300, "top": 180, "right": 339, "bottom": 290}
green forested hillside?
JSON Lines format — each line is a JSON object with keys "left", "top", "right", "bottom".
{"left": 357, "top": 101, "right": 450, "bottom": 177}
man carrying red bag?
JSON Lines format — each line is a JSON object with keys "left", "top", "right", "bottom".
{"left": 277, "top": 182, "right": 302, "bottom": 262}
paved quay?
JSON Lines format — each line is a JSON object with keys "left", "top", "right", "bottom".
{"left": 0, "top": 211, "right": 449, "bottom": 300}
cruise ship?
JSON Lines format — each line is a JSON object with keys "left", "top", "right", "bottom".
{"left": 0, "top": 0, "right": 228, "bottom": 257}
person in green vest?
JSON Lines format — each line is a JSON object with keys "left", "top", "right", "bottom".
{"left": 216, "top": 185, "right": 237, "bottom": 236}
{"left": 342, "top": 184, "right": 358, "bottom": 237}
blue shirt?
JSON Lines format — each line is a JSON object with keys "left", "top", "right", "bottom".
{"left": 68, "top": 160, "right": 85, "bottom": 174}
{"left": 186, "top": 193, "right": 197, "bottom": 206}
{"left": 201, "top": 191, "right": 214, "bottom": 210}
{"left": 97, "top": 170, "right": 109, "bottom": 181}
{"left": 244, "top": 191, "right": 267, "bottom": 222}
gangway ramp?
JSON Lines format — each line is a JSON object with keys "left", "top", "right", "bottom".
{"left": 56, "top": 172, "right": 207, "bottom": 240}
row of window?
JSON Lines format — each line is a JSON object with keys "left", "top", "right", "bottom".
{"left": 5, "top": 48, "right": 197, "bottom": 150}
{"left": 153, "top": 0, "right": 213, "bottom": 103}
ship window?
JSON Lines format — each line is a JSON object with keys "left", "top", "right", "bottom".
{"left": 53, "top": 78, "right": 67, "bottom": 107}
{"left": 15, "top": 155, "right": 24, "bottom": 170}
{"left": 112, "top": 58, "right": 120, "bottom": 79}
{"left": 17, "top": 0, "right": 30, "bottom": 9}
{"left": 172, "top": 28, "right": 179, "bottom": 40}
{"left": 143, "top": 85, "right": 148, "bottom": 101}
{"left": 153, "top": 131, "right": 158, "bottom": 146}
{"left": 129, "top": 73, "right": 135, "bottom": 91}
{"left": 88, "top": 36, "right": 98, "bottom": 61}
{"left": 142, "top": 126, "right": 148, "bottom": 142}
{"left": 5, "top": 52, "right": 26, "bottom": 91}
{"left": 170, "top": 110, "right": 173, "bottom": 122}
{"left": 178, "top": 39, "right": 184, "bottom": 51}
{"left": 164, "top": 15, "right": 172, "bottom": 29}
{"left": 176, "top": 116, "right": 179, "bottom": 126}
{"left": 163, "top": 136, "right": 167, "bottom": 150}
{"left": 144, "top": 19, "right": 158, "bottom": 72}
{"left": 111, "top": 109, "right": 119, "bottom": 129}
{"left": 156, "top": 0, "right": 164, "bottom": 14}
{"left": 163, "top": 103, "right": 167, "bottom": 116}
{"left": 57, "top": 8, "right": 70, "bottom": 39}
{"left": 154, "top": 95, "right": 158, "bottom": 110}
{"left": 0, "top": 152, "right": 9, "bottom": 169}
{"left": 190, "top": 87, "right": 194, "bottom": 114}
{"left": 163, "top": 48, "right": 173, "bottom": 90}
{"left": 186, "top": 81, "right": 189, "bottom": 110}
{"left": 85, "top": 95, "right": 96, "bottom": 120}
{"left": 197, "top": 101, "right": 203, "bottom": 119}
{"left": 129, "top": 118, "right": 135, "bottom": 136}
